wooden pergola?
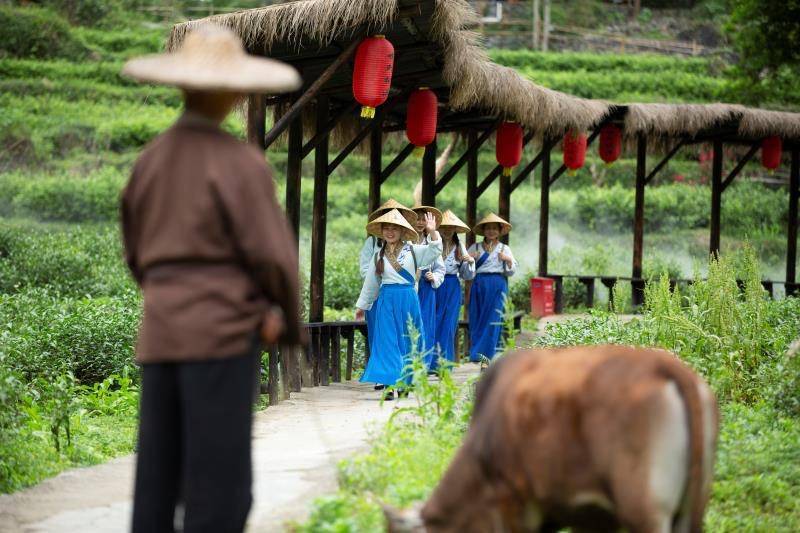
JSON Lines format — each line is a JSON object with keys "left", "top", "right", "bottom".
{"left": 169, "top": 0, "right": 800, "bottom": 324}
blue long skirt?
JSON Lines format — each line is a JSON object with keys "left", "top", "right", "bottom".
{"left": 434, "top": 274, "right": 461, "bottom": 365}
{"left": 360, "top": 284, "right": 425, "bottom": 385}
{"left": 468, "top": 273, "right": 508, "bottom": 362}
{"left": 365, "top": 305, "right": 377, "bottom": 354}
{"left": 417, "top": 273, "right": 437, "bottom": 367}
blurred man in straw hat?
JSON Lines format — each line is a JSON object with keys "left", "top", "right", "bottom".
{"left": 121, "top": 25, "right": 303, "bottom": 532}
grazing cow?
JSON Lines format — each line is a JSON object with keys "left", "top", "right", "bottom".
{"left": 385, "top": 345, "right": 719, "bottom": 533}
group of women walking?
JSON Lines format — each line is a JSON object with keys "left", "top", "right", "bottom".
{"left": 355, "top": 199, "right": 517, "bottom": 399}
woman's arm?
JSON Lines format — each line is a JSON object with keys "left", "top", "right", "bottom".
{"left": 355, "top": 258, "right": 381, "bottom": 311}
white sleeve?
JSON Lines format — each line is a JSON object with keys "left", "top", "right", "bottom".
{"left": 358, "top": 237, "right": 375, "bottom": 279}
{"left": 430, "top": 256, "right": 446, "bottom": 289}
{"left": 411, "top": 238, "right": 444, "bottom": 269}
{"left": 502, "top": 244, "right": 518, "bottom": 277}
{"left": 459, "top": 244, "right": 476, "bottom": 280}
{"left": 356, "top": 259, "right": 381, "bottom": 310}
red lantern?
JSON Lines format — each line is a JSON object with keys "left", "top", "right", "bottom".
{"left": 761, "top": 136, "right": 782, "bottom": 171}
{"left": 563, "top": 130, "right": 587, "bottom": 174}
{"left": 598, "top": 124, "right": 622, "bottom": 165}
{"left": 406, "top": 88, "right": 438, "bottom": 154}
{"left": 496, "top": 122, "right": 523, "bottom": 177}
{"left": 352, "top": 35, "right": 394, "bottom": 119}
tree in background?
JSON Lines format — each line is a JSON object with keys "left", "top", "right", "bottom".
{"left": 725, "top": 0, "right": 800, "bottom": 106}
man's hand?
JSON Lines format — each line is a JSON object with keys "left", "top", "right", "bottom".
{"left": 425, "top": 271, "right": 435, "bottom": 282}
{"left": 260, "top": 307, "right": 285, "bottom": 345}
{"left": 355, "top": 308, "right": 365, "bottom": 321}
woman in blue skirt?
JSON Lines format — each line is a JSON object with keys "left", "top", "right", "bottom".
{"left": 434, "top": 210, "right": 475, "bottom": 367}
{"left": 412, "top": 204, "right": 445, "bottom": 369}
{"left": 467, "top": 213, "right": 517, "bottom": 362}
{"left": 355, "top": 209, "right": 442, "bottom": 399}
{"left": 357, "top": 199, "right": 418, "bottom": 389}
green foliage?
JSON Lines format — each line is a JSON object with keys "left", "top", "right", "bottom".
{"left": 0, "top": 6, "right": 88, "bottom": 60}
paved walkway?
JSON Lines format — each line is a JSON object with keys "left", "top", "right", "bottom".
{"left": 0, "top": 366, "right": 481, "bottom": 532}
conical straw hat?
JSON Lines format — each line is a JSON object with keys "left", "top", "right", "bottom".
{"left": 366, "top": 209, "right": 418, "bottom": 242}
{"left": 368, "top": 198, "right": 418, "bottom": 224}
{"left": 411, "top": 204, "right": 443, "bottom": 228}
{"left": 122, "top": 25, "right": 301, "bottom": 93}
{"left": 439, "top": 210, "right": 470, "bottom": 233}
{"left": 473, "top": 212, "right": 512, "bottom": 236}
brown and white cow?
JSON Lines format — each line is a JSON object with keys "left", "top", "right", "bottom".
{"left": 385, "top": 345, "right": 719, "bottom": 533}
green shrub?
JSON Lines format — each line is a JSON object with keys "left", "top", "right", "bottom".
{"left": 324, "top": 242, "right": 364, "bottom": 310}
{"left": 0, "top": 7, "right": 87, "bottom": 60}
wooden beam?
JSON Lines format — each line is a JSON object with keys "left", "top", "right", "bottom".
{"left": 499, "top": 171, "right": 510, "bottom": 245}
{"left": 466, "top": 130, "right": 478, "bottom": 247}
{"left": 511, "top": 137, "right": 558, "bottom": 192}
{"left": 538, "top": 140, "right": 552, "bottom": 276}
{"left": 309, "top": 96, "right": 330, "bottom": 323}
{"left": 246, "top": 94, "right": 267, "bottom": 150}
{"left": 644, "top": 138, "right": 685, "bottom": 185}
{"left": 787, "top": 148, "right": 799, "bottom": 289}
{"left": 549, "top": 126, "right": 603, "bottom": 186}
{"left": 435, "top": 123, "right": 497, "bottom": 194}
{"left": 264, "top": 37, "right": 361, "bottom": 149}
{"left": 301, "top": 101, "right": 359, "bottom": 158}
{"left": 369, "top": 127, "right": 382, "bottom": 214}
{"left": 381, "top": 143, "right": 415, "bottom": 184}
{"left": 422, "top": 139, "right": 437, "bottom": 206}
{"left": 709, "top": 139, "right": 723, "bottom": 256}
{"left": 322, "top": 68, "right": 440, "bottom": 95}
{"left": 285, "top": 115, "right": 303, "bottom": 243}
{"left": 721, "top": 142, "right": 759, "bottom": 192}
{"left": 632, "top": 134, "right": 647, "bottom": 307}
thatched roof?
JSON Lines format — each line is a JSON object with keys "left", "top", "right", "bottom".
{"left": 167, "top": 0, "right": 800, "bottom": 149}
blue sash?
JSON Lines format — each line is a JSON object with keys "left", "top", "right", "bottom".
{"left": 398, "top": 267, "right": 415, "bottom": 284}
{"left": 476, "top": 252, "right": 490, "bottom": 269}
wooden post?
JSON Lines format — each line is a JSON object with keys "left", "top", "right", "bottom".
{"left": 499, "top": 171, "right": 510, "bottom": 245}
{"left": 246, "top": 94, "right": 267, "bottom": 149}
{"left": 632, "top": 134, "right": 647, "bottom": 307}
{"left": 538, "top": 141, "right": 552, "bottom": 276}
{"left": 466, "top": 130, "right": 478, "bottom": 247}
{"left": 709, "top": 139, "right": 723, "bottom": 257}
{"left": 532, "top": 0, "right": 541, "bottom": 50}
{"left": 787, "top": 148, "right": 799, "bottom": 294}
{"left": 285, "top": 115, "right": 303, "bottom": 242}
{"left": 369, "top": 127, "right": 382, "bottom": 214}
{"left": 422, "top": 139, "right": 437, "bottom": 206}
{"left": 542, "top": 0, "right": 551, "bottom": 52}
{"left": 309, "top": 96, "right": 329, "bottom": 323}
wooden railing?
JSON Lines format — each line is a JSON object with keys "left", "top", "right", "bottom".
{"left": 261, "top": 312, "right": 526, "bottom": 406}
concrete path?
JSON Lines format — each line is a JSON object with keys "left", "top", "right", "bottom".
{"left": 0, "top": 377, "right": 444, "bottom": 532}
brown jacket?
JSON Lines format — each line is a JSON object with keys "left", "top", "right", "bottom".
{"left": 121, "top": 113, "right": 304, "bottom": 363}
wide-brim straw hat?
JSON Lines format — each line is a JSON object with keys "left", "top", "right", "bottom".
{"left": 439, "top": 210, "right": 470, "bottom": 233}
{"left": 473, "top": 213, "right": 512, "bottom": 236}
{"left": 122, "top": 25, "right": 301, "bottom": 93}
{"left": 411, "top": 205, "right": 443, "bottom": 228}
{"left": 366, "top": 209, "right": 418, "bottom": 242}
{"left": 368, "top": 199, "right": 418, "bottom": 225}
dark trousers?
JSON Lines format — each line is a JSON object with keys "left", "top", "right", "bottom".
{"left": 132, "top": 345, "right": 260, "bottom": 533}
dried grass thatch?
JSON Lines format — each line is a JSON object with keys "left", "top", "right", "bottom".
{"left": 168, "top": 0, "right": 800, "bottom": 148}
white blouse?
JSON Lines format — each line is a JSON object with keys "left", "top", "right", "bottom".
{"left": 467, "top": 241, "right": 518, "bottom": 276}
{"left": 356, "top": 239, "right": 443, "bottom": 310}
{"left": 443, "top": 242, "right": 476, "bottom": 280}
{"left": 358, "top": 236, "right": 382, "bottom": 279}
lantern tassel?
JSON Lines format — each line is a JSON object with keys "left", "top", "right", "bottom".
{"left": 413, "top": 146, "right": 426, "bottom": 157}
{"left": 360, "top": 106, "right": 375, "bottom": 119}
{"left": 568, "top": 168, "right": 578, "bottom": 177}
{"left": 502, "top": 167, "right": 512, "bottom": 177}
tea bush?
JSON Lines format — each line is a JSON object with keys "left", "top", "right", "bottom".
{"left": 0, "top": 6, "right": 87, "bottom": 60}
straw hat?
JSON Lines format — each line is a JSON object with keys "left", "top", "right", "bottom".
{"left": 411, "top": 204, "right": 443, "bottom": 228}
{"left": 366, "top": 209, "right": 418, "bottom": 242}
{"left": 122, "top": 25, "right": 301, "bottom": 93}
{"left": 439, "top": 210, "right": 470, "bottom": 233}
{"left": 473, "top": 213, "right": 512, "bottom": 236}
{"left": 368, "top": 199, "right": 418, "bottom": 225}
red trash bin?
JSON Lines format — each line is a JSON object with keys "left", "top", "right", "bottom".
{"left": 530, "top": 277, "right": 554, "bottom": 318}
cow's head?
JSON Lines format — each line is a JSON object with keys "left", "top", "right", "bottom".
{"left": 382, "top": 502, "right": 425, "bottom": 532}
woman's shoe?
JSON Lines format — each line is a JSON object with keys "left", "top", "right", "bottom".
{"left": 382, "top": 390, "right": 395, "bottom": 401}
{"left": 374, "top": 384, "right": 385, "bottom": 390}
{"left": 397, "top": 388, "right": 409, "bottom": 398}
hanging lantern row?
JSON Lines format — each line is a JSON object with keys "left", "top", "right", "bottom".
{"left": 496, "top": 122, "right": 523, "bottom": 176}
{"left": 406, "top": 87, "right": 438, "bottom": 155}
{"left": 761, "top": 136, "right": 782, "bottom": 171}
{"left": 352, "top": 35, "right": 394, "bottom": 119}
{"left": 563, "top": 130, "right": 587, "bottom": 174}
